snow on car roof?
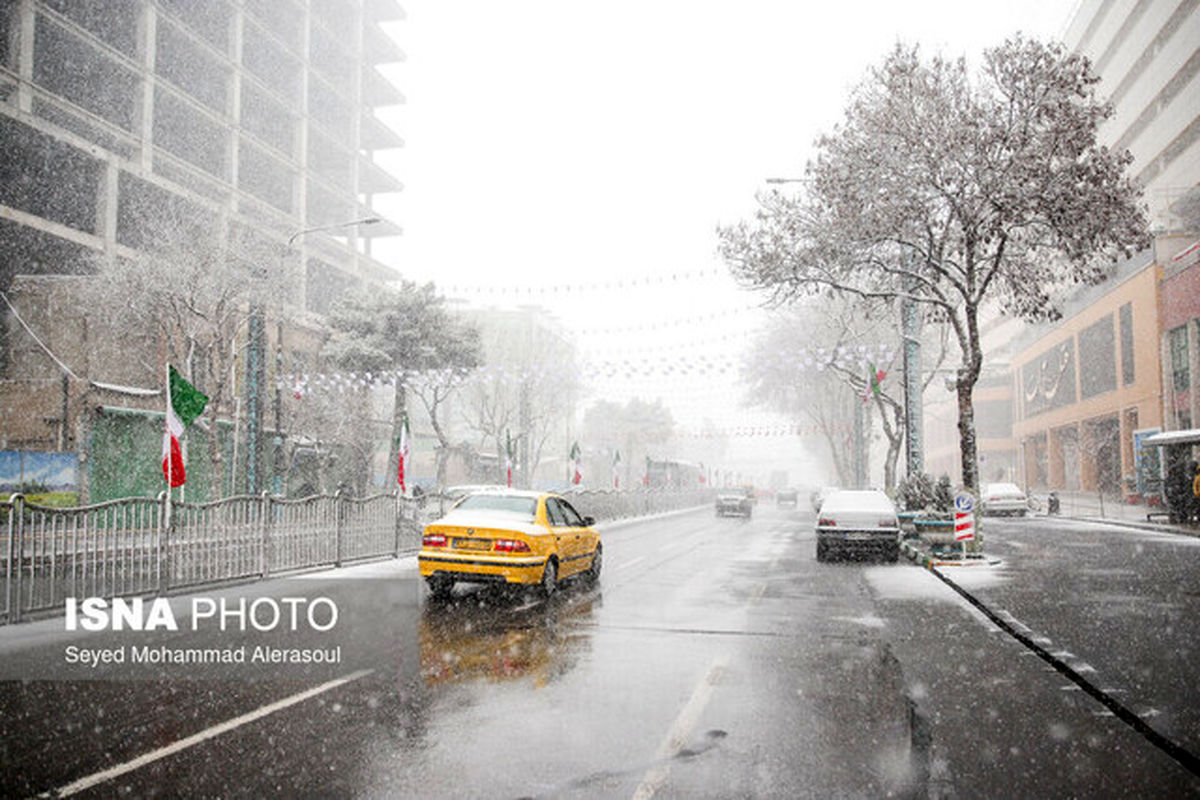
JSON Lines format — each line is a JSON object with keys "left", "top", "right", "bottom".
{"left": 820, "top": 489, "right": 895, "bottom": 512}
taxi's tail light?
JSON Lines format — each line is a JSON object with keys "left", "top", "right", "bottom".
{"left": 422, "top": 533, "right": 447, "bottom": 548}
{"left": 493, "top": 538, "right": 531, "bottom": 553}
{"left": 817, "top": 517, "right": 836, "bottom": 527}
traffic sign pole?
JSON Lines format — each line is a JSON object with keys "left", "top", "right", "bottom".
{"left": 954, "top": 491, "right": 977, "bottom": 558}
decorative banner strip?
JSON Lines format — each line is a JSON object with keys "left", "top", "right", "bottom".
{"left": 280, "top": 343, "right": 898, "bottom": 394}
{"left": 439, "top": 268, "right": 726, "bottom": 297}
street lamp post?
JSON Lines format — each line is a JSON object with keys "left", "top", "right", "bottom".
{"left": 251, "top": 216, "right": 381, "bottom": 496}
{"left": 901, "top": 261, "right": 924, "bottom": 478}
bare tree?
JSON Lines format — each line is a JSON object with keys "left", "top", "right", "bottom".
{"left": 720, "top": 36, "right": 1147, "bottom": 492}
{"left": 459, "top": 310, "right": 581, "bottom": 488}
{"left": 323, "top": 282, "right": 482, "bottom": 490}
{"left": 581, "top": 398, "right": 675, "bottom": 488}
{"left": 81, "top": 211, "right": 284, "bottom": 497}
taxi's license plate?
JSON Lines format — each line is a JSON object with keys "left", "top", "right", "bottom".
{"left": 453, "top": 538, "right": 492, "bottom": 550}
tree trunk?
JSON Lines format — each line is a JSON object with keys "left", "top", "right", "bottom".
{"left": 429, "top": 404, "right": 449, "bottom": 489}
{"left": 956, "top": 377, "right": 979, "bottom": 493}
{"left": 206, "top": 395, "right": 226, "bottom": 498}
{"left": 881, "top": 400, "right": 903, "bottom": 492}
{"left": 956, "top": 305, "right": 984, "bottom": 494}
{"left": 816, "top": 418, "right": 851, "bottom": 487}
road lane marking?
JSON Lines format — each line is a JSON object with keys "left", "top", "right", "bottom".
{"left": 631, "top": 656, "right": 728, "bottom": 800}
{"left": 617, "top": 556, "right": 646, "bottom": 571}
{"left": 47, "top": 669, "right": 375, "bottom": 797}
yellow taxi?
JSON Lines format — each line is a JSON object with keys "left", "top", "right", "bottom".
{"left": 418, "top": 490, "right": 602, "bottom": 597}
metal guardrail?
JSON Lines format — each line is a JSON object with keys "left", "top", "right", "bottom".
{"left": 1, "top": 491, "right": 422, "bottom": 624}
{"left": 0, "top": 487, "right": 709, "bottom": 624}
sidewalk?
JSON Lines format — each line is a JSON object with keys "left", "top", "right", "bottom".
{"left": 900, "top": 491, "right": 1200, "bottom": 567}
{"left": 1036, "top": 489, "right": 1200, "bottom": 537}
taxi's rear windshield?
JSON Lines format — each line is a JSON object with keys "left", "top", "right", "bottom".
{"left": 454, "top": 494, "right": 538, "bottom": 518}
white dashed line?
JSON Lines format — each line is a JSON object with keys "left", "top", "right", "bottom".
{"left": 47, "top": 669, "right": 374, "bottom": 797}
{"left": 631, "top": 656, "right": 728, "bottom": 800}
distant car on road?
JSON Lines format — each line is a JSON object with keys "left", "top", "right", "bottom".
{"left": 815, "top": 489, "right": 900, "bottom": 562}
{"left": 981, "top": 482, "right": 1028, "bottom": 517}
{"left": 715, "top": 488, "right": 754, "bottom": 518}
{"left": 777, "top": 488, "right": 799, "bottom": 507}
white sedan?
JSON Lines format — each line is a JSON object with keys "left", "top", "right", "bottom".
{"left": 815, "top": 489, "right": 901, "bottom": 562}
{"left": 981, "top": 483, "right": 1028, "bottom": 517}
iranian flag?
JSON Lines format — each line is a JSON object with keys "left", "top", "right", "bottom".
{"left": 162, "top": 365, "right": 208, "bottom": 488}
{"left": 570, "top": 441, "right": 582, "bottom": 485}
{"left": 864, "top": 362, "right": 887, "bottom": 402}
{"left": 396, "top": 411, "right": 410, "bottom": 494}
{"left": 505, "top": 429, "right": 514, "bottom": 487}
{"left": 612, "top": 450, "right": 621, "bottom": 489}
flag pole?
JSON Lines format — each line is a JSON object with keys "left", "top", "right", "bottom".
{"left": 164, "top": 361, "right": 173, "bottom": 529}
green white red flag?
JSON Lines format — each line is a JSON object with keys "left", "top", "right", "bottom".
{"left": 612, "top": 450, "right": 621, "bottom": 489}
{"left": 396, "top": 411, "right": 411, "bottom": 494}
{"left": 864, "top": 362, "right": 886, "bottom": 402}
{"left": 162, "top": 365, "right": 208, "bottom": 488}
{"left": 570, "top": 441, "right": 582, "bottom": 485}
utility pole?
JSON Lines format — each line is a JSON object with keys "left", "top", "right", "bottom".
{"left": 901, "top": 265, "right": 924, "bottom": 477}
{"left": 245, "top": 306, "right": 265, "bottom": 494}
{"left": 853, "top": 395, "right": 866, "bottom": 489}
{"left": 258, "top": 217, "right": 380, "bottom": 496}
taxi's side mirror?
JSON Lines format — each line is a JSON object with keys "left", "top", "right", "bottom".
{"left": 583, "top": 516, "right": 596, "bottom": 526}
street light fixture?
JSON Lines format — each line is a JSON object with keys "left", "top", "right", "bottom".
{"left": 244, "top": 216, "right": 383, "bottom": 497}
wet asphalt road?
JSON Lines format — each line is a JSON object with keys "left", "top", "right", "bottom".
{"left": 2, "top": 505, "right": 1199, "bottom": 797}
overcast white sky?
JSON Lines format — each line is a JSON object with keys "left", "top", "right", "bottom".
{"left": 371, "top": 1, "right": 1080, "bottom": 481}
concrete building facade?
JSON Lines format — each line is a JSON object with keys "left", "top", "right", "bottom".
{"left": 1011, "top": 252, "right": 1163, "bottom": 497}
{"left": 1063, "top": 0, "right": 1200, "bottom": 237}
{"left": 0, "top": 0, "right": 406, "bottom": 500}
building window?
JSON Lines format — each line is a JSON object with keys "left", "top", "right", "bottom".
{"left": 1169, "top": 325, "right": 1190, "bottom": 392}
{"left": 1119, "top": 302, "right": 1135, "bottom": 385}
{"left": 1079, "top": 314, "right": 1116, "bottom": 399}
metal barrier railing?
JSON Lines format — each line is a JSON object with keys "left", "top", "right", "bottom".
{"left": 561, "top": 488, "right": 714, "bottom": 522}
{"left": 0, "top": 487, "right": 711, "bottom": 624}
{"left": 0, "top": 490, "right": 421, "bottom": 624}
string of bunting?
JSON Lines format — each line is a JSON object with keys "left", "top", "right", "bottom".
{"left": 439, "top": 268, "right": 726, "bottom": 298}
{"left": 676, "top": 422, "right": 857, "bottom": 438}
{"left": 282, "top": 343, "right": 896, "bottom": 396}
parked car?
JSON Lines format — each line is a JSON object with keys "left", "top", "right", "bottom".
{"left": 715, "top": 488, "right": 754, "bottom": 518}
{"left": 419, "top": 490, "right": 601, "bottom": 598}
{"left": 815, "top": 489, "right": 901, "bottom": 562}
{"left": 777, "top": 488, "right": 799, "bottom": 507}
{"left": 810, "top": 486, "right": 839, "bottom": 513}
{"left": 981, "top": 482, "right": 1028, "bottom": 516}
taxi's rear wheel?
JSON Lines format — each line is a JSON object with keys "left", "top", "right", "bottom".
{"left": 427, "top": 577, "right": 453, "bottom": 599}
{"left": 585, "top": 546, "right": 602, "bottom": 582}
{"left": 539, "top": 559, "right": 558, "bottom": 598}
